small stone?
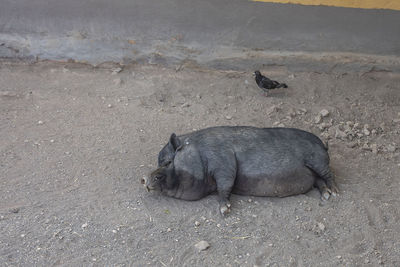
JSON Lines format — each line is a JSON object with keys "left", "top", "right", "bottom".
{"left": 393, "top": 119, "right": 400, "bottom": 123}
{"left": 225, "top": 115, "right": 232, "bottom": 120}
{"left": 320, "top": 109, "right": 330, "bottom": 117}
{"left": 277, "top": 123, "right": 285, "bottom": 127}
{"left": 317, "top": 222, "right": 326, "bottom": 231}
{"left": 314, "top": 114, "right": 323, "bottom": 124}
{"left": 81, "top": 223, "right": 88, "bottom": 229}
{"left": 107, "top": 104, "right": 113, "bottom": 108}
{"left": 346, "top": 121, "right": 354, "bottom": 127}
{"left": 113, "top": 78, "right": 123, "bottom": 85}
{"left": 181, "top": 102, "right": 190, "bottom": 108}
{"left": 335, "top": 129, "right": 347, "bottom": 139}
{"left": 362, "top": 143, "right": 371, "bottom": 151}
{"left": 371, "top": 144, "right": 378, "bottom": 154}
{"left": 363, "top": 129, "right": 370, "bottom": 136}
{"left": 111, "top": 67, "right": 122, "bottom": 75}
{"left": 37, "top": 120, "right": 44, "bottom": 125}
{"left": 10, "top": 207, "right": 20, "bottom": 213}
{"left": 347, "top": 141, "right": 358, "bottom": 148}
{"left": 194, "top": 241, "right": 210, "bottom": 251}
{"left": 387, "top": 144, "right": 396, "bottom": 153}
{"left": 336, "top": 255, "right": 342, "bottom": 259}
{"left": 167, "top": 228, "right": 172, "bottom": 232}
{"left": 244, "top": 80, "right": 249, "bottom": 84}
{"left": 297, "top": 108, "right": 307, "bottom": 115}
{"left": 364, "top": 124, "right": 370, "bottom": 130}
{"left": 50, "top": 139, "right": 55, "bottom": 143}
{"left": 371, "top": 129, "right": 377, "bottom": 135}
{"left": 194, "top": 221, "right": 201, "bottom": 227}
{"left": 112, "top": 229, "right": 117, "bottom": 233}
{"left": 267, "top": 105, "right": 280, "bottom": 114}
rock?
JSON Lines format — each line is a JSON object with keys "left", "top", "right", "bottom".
{"left": 267, "top": 105, "right": 280, "bottom": 114}
{"left": 244, "top": 80, "right": 249, "bottom": 85}
{"left": 347, "top": 141, "right": 358, "bottom": 148}
{"left": 317, "top": 222, "right": 326, "bottom": 231}
{"left": 113, "top": 78, "right": 123, "bottom": 85}
{"left": 37, "top": 120, "right": 44, "bottom": 125}
{"left": 194, "top": 241, "right": 210, "bottom": 251}
{"left": 345, "top": 121, "right": 354, "bottom": 127}
{"left": 81, "top": 223, "right": 88, "bottom": 229}
{"left": 107, "top": 104, "right": 113, "bottom": 108}
{"left": 362, "top": 143, "right": 371, "bottom": 151}
{"left": 277, "top": 123, "right": 285, "bottom": 127}
{"left": 194, "top": 221, "right": 201, "bottom": 227}
{"left": 320, "top": 109, "right": 330, "bottom": 117}
{"left": 387, "top": 144, "right": 396, "bottom": 153}
{"left": 335, "top": 128, "right": 347, "bottom": 140}
{"left": 363, "top": 129, "right": 371, "bottom": 136}
{"left": 318, "top": 122, "right": 331, "bottom": 131}
{"left": 167, "top": 228, "right": 172, "bottom": 232}
{"left": 314, "top": 114, "right": 323, "bottom": 124}
{"left": 181, "top": 102, "right": 190, "bottom": 108}
{"left": 371, "top": 144, "right": 378, "bottom": 154}
{"left": 225, "top": 115, "right": 232, "bottom": 120}
{"left": 297, "top": 108, "right": 307, "bottom": 115}
{"left": 111, "top": 67, "right": 122, "bottom": 75}
{"left": 393, "top": 119, "right": 400, "bottom": 123}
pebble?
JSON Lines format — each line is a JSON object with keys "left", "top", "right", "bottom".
{"left": 363, "top": 129, "right": 371, "bottom": 136}
{"left": 371, "top": 144, "right": 378, "bottom": 154}
{"left": 320, "top": 109, "right": 330, "bottom": 117}
{"left": 37, "top": 120, "right": 44, "bottom": 125}
{"left": 244, "top": 80, "right": 249, "bottom": 84}
{"left": 317, "top": 222, "right": 326, "bottom": 231}
{"left": 335, "top": 128, "right": 347, "bottom": 139}
{"left": 387, "top": 144, "right": 396, "bottom": 153}
{"left": 194, "top": 240, "right": 210, "bottom": 251}
{"left": 81, "top": 223, "right": 88, "bottom": 229}
{"left": 107, "top": 104, "right": 113, "bottom": 108}
{"left": 225, "top": 115, "right": 232, "bottom": 120}
{"left": 113, "top": 78, "right": 123, "bottom": 85}
{"left": 181, "top": 102, "right": 190, "bottom": 108}
{"left": 111, "top": 67, "right": 122, "bottom": 75}
{"left": 194, "top": 221, "right": 201, "bottom": 227}
{"left": 167, "top": 228, "right": 172, "bottom": 232}
{"left": 314, "top": 114, "right": 323, "bottom": 124}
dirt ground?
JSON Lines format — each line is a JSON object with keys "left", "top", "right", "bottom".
{"left": 1, "top": 59, "right": 400, "bottom": 266}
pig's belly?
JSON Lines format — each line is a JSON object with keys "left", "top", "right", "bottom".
{"left": 232, "top": 166, "right": 316, "bottom": 197}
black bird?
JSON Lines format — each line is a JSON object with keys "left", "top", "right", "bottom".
{"left": 254, "top": 70, "right": 288, "bottom": 91}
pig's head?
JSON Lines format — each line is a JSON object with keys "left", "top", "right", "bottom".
{"left": 142, "top": 133, "right": 182, "bottom": 194}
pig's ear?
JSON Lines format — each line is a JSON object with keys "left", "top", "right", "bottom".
{"left": 169, "top": 133, "right": 182, "bottom": 151}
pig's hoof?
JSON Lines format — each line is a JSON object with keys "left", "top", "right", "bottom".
{"left": 220, "top": 203, "right": 231, "bottom": 216}
{"left": 321, "top": 190, "right": 331, "bottom": 201}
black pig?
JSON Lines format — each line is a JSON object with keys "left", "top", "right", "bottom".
{"left": 142, "top": 126, "right": 338, "bottom": 215}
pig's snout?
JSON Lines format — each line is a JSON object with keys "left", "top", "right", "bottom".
{"left": 140, "top": 176, "right": 151, "bottom": 192}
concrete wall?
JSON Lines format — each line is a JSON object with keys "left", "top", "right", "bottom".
{"left": 1, "top": 0, "right": 400, "bottom": 65}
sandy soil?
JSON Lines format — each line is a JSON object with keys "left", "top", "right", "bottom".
{"left": 1, "top": 60, "right": 400, "bottom": 266}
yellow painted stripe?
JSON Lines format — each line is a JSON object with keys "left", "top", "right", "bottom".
{"left": 252, "top": 0, "right": 400, "bottom": 11}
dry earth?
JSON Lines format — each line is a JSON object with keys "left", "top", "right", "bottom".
{"left": 1, "top": 60, "right": 400, "bottom": 266}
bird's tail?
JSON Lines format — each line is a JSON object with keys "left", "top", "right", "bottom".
{"left": 277, "top": 83, "right": 288, "bottom": 88}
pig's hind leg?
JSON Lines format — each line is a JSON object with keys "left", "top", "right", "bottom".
{"left": 305, "top": 162, "right": 339, "bottom": 199}
{"left": 314, "top": 178, "right": 331, "bottom": 200}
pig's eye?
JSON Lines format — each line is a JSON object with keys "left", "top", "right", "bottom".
{"left": 161, "top": 160, "right": 172, "bottom": 167}
{"left": 154, "top": 175, "right": 164, "bottom": 181}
